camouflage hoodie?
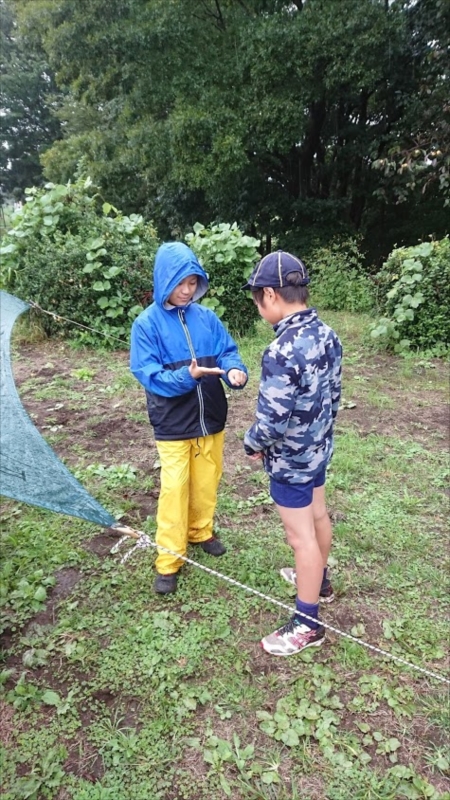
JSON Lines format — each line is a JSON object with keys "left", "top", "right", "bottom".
{"left": 244, "top": 307, "right": 342, "bottom": 484}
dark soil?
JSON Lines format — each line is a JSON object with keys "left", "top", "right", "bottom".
{"left": 12, "top": 344, "right": 449, "bottom": 483}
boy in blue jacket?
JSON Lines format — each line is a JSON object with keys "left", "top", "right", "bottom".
{"left": 243, "top": 251, "right": 342, "bottom": 656}
{"left": 131, "top": 242, "right": 248, "bottom": 594}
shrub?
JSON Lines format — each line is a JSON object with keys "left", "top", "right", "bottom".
{"left": 0, "top": 178, "right": 158, "bottom": 346}
{"left": 186, "top": 222, "right": 260, "bottom": 335}
{"left": 371, "top": 239, "right": 450, "bottom": 353}
{"left": 305, "top": 238, "right": 375, "bottom": 313}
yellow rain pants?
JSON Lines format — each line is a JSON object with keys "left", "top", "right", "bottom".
{"left": 154, "top": 431, "right": 225, "bottom": 574}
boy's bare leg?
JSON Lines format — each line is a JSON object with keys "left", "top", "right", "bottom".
{"left": 312, "top": 485, "right": 332, "bottom": 569}
{"left": 276, "top": 504, "right": 322, "bottom": 603}
{"left": 261, "top": 503, "right": 326, "bottom": 656}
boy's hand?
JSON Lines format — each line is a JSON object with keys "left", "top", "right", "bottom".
{"left": 227, "top": 369, "right": 247, "bottom": 386}
{"left": 189, "top": 358, "right": 225, "bottom": 380}
{"left": 247, "top": 452, "right": 263, "bottom": 461}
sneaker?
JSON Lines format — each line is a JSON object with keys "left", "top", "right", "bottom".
{"left": 279, "top": 567, "right": 335, "bottom": 603}
{"left": 261, "top": 616, "right": 325, "bottom": 657}
{"left": 154, "top": 572, "right": 178, "bottom": 594}
{"left": 199, "top": 537, "right": 227, "bottom": 556}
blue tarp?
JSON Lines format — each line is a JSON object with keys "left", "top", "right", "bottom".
{"left": 0, "top": 290, "right": 116, "bottom": 527}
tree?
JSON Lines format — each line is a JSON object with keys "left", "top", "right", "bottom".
{"left": 372, "top": 0, "right": 450, "bottom": 206}
{"left": 10, "top": 0, "right": 449, "bottom": 256}
{"left": 0, "top": 0, "right": 62, "bottom": 200}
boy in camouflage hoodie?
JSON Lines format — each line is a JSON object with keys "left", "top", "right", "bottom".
{"left": 243, "top": 251, "right": 342, "bottom": 656}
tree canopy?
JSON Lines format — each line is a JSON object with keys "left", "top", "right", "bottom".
{"left": 5, "top": 0, "right": 449, "bottom": 258}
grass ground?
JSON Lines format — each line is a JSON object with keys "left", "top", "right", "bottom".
{"left": 0, "top": 311, "right": 449, "bottom": 800}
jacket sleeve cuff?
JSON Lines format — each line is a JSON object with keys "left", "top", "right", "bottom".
{"left": 244, "top": 443, "right": 258, "bottom": 455}
{"left": 180, "top": 366, "right": 198, "bottom": 389}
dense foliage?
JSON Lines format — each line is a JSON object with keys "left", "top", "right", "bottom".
{"left": 187, "top": 222, "right": 260, "bottom": 335}
{"left": 305, "top": 238, "right": 375, "bottom": 314}
{"left": 3, "top": 0, "right": 448, "bottom": 263}
{"left": 0, "top": 179, "right": 158, "bottom": 345}
{"left": 371, "top": 239, "right": 450, "bottom": 353}
{"left": 0, "top": 181, "right": 262, "bottom": 343}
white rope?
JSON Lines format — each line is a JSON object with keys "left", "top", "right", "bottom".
{"left": 27, "top": 301, "right": 130, "bottom": 347}
{"left": 111, "top": 526, "right": 450, "bottom": 686}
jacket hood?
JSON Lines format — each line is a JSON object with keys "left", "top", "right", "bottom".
{"left": 153, "top": 242, "right": 209, "bottom": 307}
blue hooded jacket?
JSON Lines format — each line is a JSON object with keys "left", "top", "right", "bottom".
{"left": 130, "top": 242, "right": 248, "bottom": 440}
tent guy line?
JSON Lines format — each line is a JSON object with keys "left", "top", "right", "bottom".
{"left": 111, "top": 525, "right": 450, "bottom": 686}
{"left": 27, "top": 300, "right": 130, "bottom": 347}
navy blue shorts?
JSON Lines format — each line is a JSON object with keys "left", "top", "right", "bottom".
{"left": 269, "top": 467, "right": 326, "bottom": 508}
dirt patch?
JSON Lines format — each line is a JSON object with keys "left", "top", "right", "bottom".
{"left": 52, "top": 567, "right": 82, "bottom": 601}
{"left": 21, "top": 567, "right": 82, "bottom": 633}
{"left": 10, "top": 342, "right": 449, "bottom": 496}
{"left": 64, "top": 736, "right": 104, "bottom": 783}
{"left": 337, "top": 354, "right": 450, "bottom": 451}
{"left": 338, "top": 399, "right": 449, "bottom": 447}
{"left": 0, "top": 700, "right": 20, "bottom": 747}
{"left": 83, "top": 531, "right": 124, "bottom": 557}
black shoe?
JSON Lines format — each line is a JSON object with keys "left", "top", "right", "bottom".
{"left": 319, "top": 579, "right": 335, "bottom": 604}
{"left": 154, "top": 572, "right": 178, "bottom": 594}
{"left": 279, "top": 568, "right": 335, "bottom": 603}
{"left": 200, "top": 537, "right": 227, "bottom": 556}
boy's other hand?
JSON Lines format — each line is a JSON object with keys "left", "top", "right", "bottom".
{"left": 227, "top": 369, "right": 247, "bottom": 386}
{"left": 189, "top": 358, "right": 226, "bottom": 380}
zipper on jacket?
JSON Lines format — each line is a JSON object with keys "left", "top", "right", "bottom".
{"left": 178, "top": 309, "right": 208, "bottom": 437}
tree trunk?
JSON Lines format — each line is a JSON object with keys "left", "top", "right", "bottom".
{"left": 350, "top": 91, "right": 369, "bottom": 228}
{"left": 298, "top": 98, "right": 326, "bottom": 198}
